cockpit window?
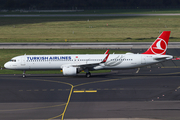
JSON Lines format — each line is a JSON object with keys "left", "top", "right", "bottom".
{"left": 10, "top": 59, "right": 16, "bottom": 62}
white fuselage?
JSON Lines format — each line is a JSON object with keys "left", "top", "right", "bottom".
{"left": 4, "top": 53, "right": 173, "bottom": 71}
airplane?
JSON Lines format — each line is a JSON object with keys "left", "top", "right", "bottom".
{"left": 4, "top": 31, "right": 173, "bottom": 78}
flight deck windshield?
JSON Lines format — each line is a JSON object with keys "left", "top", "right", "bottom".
{"left": 10, "top": 59, "right": 16, "bottom": 62}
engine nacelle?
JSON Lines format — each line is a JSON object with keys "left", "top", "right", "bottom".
{"left": 62, "top": 66, "right": 77, "bottom": 76}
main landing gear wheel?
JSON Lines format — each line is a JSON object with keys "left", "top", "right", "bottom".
{"left": 86, "top": 72, "right": 91, "bottom": 78}
{"left": 22, "top": 74, "right": 26, "bottom": 78}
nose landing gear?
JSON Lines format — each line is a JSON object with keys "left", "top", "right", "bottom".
{"left": 22, "top": 70, "right": 26, "bottom": 78}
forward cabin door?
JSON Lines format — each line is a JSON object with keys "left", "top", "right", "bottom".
{"left": 21, "top": 56, "right": 26, "bottom": 66}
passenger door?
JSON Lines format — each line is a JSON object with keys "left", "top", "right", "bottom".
{"left": 21, "top": 56, "right": 26, "bottom": 66}
{"left": 141, "top": 56, "right": 146, "bottom": 64}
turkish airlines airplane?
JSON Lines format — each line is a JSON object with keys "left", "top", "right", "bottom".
{"left": 4, "top": 31, "right": 173, "bottom": 78}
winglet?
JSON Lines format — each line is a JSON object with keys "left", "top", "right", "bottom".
{"left": 101, "top": 54, "right": 110, "bottom": 63}
{"left": 142, "top": 31, "right": 171, "bottom": 55}
{"left": 104, "top": 49, "right": 109, "bottom": 54}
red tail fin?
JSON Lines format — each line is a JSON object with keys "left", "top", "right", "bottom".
{"left": 142, "top": 31, "right": 171, "bottom": 55}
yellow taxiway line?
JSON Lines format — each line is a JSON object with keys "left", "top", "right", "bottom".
{"left": 73, "top": 90, "right": 97, "bottom": 93}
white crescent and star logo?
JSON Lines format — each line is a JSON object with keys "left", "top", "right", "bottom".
{"left": 151, "top": 38, "right": 167, "bottom": 54}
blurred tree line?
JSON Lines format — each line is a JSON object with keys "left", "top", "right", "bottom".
{"left": 1, "top": 0, "right": 180, "bottom": 10}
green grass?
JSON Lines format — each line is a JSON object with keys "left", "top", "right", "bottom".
{"left": 0, "top": 16, "right": 180, "bottom": 42}
{"left": 0, "top": 69, "right": 112, "bottom": 75}
{"left": 0, "top": 69, "right": 61, "bottom": 74}
{"left": 0, "top": 49, "right": 127, "bottom": 74}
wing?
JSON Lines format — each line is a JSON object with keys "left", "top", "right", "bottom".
{"left": 72, "top": 54, "right": 110, "bottom": 68}
{"left": 104, "top": 49, "right": 109, "bottom": 54}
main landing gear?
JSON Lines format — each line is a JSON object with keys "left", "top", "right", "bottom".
{"left": 84, "top": 69, "right": 91, "bottom": 78}
{"left": 22, "top": 70, "right": 26, "bottom": 78}
{"left": 86, "top": 72, "right": 91, "bottom": 78}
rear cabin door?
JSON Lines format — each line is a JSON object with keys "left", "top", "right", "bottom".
{"left": 141, "top": 56, "right": 146, "bottom": 64}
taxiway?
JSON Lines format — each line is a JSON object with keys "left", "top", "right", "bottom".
{"left": 0, "top": 68, "right": 180, "bottom": 120}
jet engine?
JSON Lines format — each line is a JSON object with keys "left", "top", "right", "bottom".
{"left": 63, "top": 66, "right": 77, "bottom": 75}
{"left": 62, "top": 66, "right": 83, "bottom": 76}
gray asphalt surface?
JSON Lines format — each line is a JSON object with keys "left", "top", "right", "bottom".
{"left": 1, "top": 42, "right": 180, "bottom": 49}
{"left": 0, "top": 68, "right": 180, "bottom": 120}
{"left": 1, "top": 13, "right": 180, "bottom": 17}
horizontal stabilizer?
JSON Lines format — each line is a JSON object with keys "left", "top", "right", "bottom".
{"left": 153, "top": 55, "right": 173, "bottom": 60}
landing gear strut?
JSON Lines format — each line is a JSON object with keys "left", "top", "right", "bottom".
{"left": 22, "top": 70, "right": 26, "bottom": 78}
{"left": 86, "top": 72, "right": 91, "bottom": 78}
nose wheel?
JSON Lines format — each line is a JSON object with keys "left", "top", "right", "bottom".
{"left": 22, "top": 70, "right": 26, "bottom": 78}
{"left": 86, "top": 72, "right": 91, "bottom": 78}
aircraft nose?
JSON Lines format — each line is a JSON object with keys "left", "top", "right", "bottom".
{"left": 4, "top": 62, "right": 10, "bottom": 69}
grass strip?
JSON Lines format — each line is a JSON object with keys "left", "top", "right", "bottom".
{"left": 0, "top": 16, "right": 180, "bottom": 42}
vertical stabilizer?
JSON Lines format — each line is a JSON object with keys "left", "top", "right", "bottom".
{"left": 142, "top": 31, "right": 171, "bottom": 55}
